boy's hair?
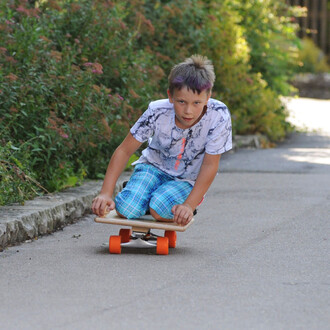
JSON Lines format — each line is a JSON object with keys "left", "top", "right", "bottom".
{"left": 168, "top": 54, "right": 215, "bottom": 95}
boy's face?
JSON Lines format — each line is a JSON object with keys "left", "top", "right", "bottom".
{"left": 168, "top": 86, "right": 211, "bottom": 129}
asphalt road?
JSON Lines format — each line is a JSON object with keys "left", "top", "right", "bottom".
{"left": 1, "top": 98, "right": 329, "bottom": 330}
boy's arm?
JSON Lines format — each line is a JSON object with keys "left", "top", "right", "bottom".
{"left": 92, "top": 133, "right": 142, "bottom": 216}
{"left": 172, "top": 153, "right": 221, "bottom": 225}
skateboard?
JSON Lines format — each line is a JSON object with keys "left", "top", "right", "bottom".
{"left": 94, "top": 211, "right": 194, "bottom": 255}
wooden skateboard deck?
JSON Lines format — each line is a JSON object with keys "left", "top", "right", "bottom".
{"left": 94, "top": 211, "right": 194, "bottom": 255}
{"left": 95, "top": 211, "right": 194, "bottom": 232}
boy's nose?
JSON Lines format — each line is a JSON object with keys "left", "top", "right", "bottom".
{"left": 185, "top": 105, "right": 193, "bottom": 114}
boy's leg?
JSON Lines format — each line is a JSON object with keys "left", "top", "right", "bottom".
{"left": 149, "top": 180, "right": 193, "bottom": 220}
{"left": 115, "top": 163, "right": 171, "bottom": 219}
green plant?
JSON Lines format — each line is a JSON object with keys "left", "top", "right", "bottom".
{"left": 0, "top": 141, "right": 47, "bottom": 205}
{"left": 296, "top": 37, "right": 330, "bottom": 73}
{"left": 0, "top": 0, "right": 133, "bottom": 192}
{"left": 230, "top": 0, "right": 302, "bottom": 96}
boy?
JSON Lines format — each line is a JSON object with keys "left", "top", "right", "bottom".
{"left": 92, "top": 55, "right": 232, "bottom": 225}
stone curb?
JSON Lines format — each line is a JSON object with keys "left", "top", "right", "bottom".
{"left": 0, "top": 173, "right": 131, "bottom": 250}
{"left": 0, "top": 135, "right": 263, "bottom": 251}
{"left": 292, "top": 73, "right": 330, "bottom": 100}
{"left": 233, "top": 134, "right": 266, "bottom": 150}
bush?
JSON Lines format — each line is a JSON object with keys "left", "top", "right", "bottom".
{"left": 0, "top": 0, "right": 300, "bottom": 205}
{"left": 198, "top": 0, "right": 293, "bottom": 139}
{"left": 1, "top": 0, "right": 132, "bottom": 196}
{"left": 296, "top": 37, "right": 330, "bottom": 73}
{"left": 232, "top": 0, "right": 302, "bottom": 95}
{"left": 0, "top": 140, "right": 47, "bottom": 205}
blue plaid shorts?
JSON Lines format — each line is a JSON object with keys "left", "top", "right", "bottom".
{"left": 115, "top": 163, "right": 193, "bottom": 219}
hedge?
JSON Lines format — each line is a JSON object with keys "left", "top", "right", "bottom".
{"left": 0, "top": 0, "right": 301, "bottom": 205}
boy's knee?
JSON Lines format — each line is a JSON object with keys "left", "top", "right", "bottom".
{"left": 149, "top": 199, "right": 173, "bottom": 220}
{"left": 116, "top": 209, "right": 126, "bottom": 218}
{"left": 115, "top": 202, "right": 145, "bottom": 219}
{"left": 115, "top": 192, "right": 147, "bottom": 219}
{"left": 149, "top": 208, "right": 172, "bottom": 221}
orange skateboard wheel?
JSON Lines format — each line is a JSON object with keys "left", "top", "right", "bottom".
{"left": 109, "top": 235, "right": 121, "bottom": 254}
{"left": 119, "top": 228, "right": 131, "bottom": 243}
{"left": 156, "top": 237, "right": 169, "bottom": 255}
{"left": 165, "top": 231, "right": 177, "bottom": 248}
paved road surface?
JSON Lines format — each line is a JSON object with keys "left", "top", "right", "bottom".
{"left": 1, "top": 98, "right": 329, "bottom": 329}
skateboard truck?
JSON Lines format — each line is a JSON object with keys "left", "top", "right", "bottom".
{"left": 121, "top": 230, "right": 159, "bottom": 249}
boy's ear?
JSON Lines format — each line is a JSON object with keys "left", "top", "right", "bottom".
{"left": 167, "top": 89, "right": 173, "bottom": 103}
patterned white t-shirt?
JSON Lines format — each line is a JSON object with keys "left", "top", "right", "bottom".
{"left": 130, "top": 98, "right": 232, "bottom": 185}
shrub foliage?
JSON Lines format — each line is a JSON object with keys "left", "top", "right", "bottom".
{"left": 0, "top": 0, "right": 300, "bottom": 205}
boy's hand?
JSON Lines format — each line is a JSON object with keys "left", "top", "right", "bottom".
{"left": 172, "top": 203, "right": 194, "bottom": 226}
{"left": 92, "top": 194, "right": 115, "bottom": 217}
